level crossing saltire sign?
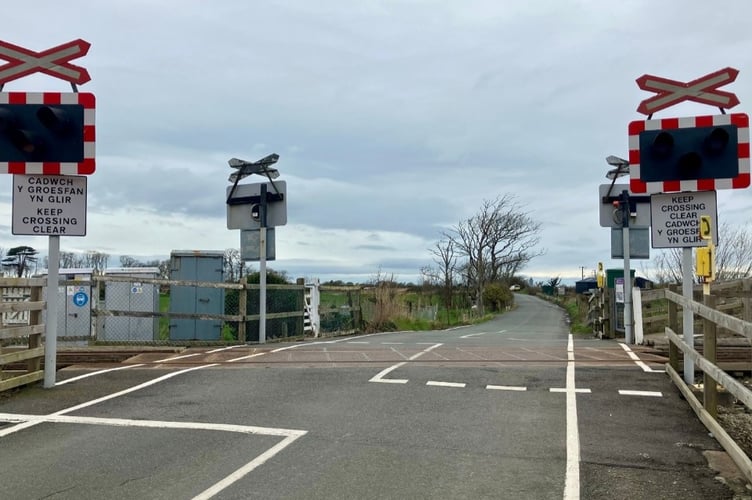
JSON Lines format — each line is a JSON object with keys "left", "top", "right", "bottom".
{"left": 0, "top": 39, "right": 91, "bottom": 85}
{"left": 635, "top": 67, "right": 741, "bottom": 116}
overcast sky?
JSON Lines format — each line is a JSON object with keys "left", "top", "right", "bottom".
{"left": 1, "top": 1, "right": 751, "bottom": 284}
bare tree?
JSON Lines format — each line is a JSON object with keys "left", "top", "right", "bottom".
{"left": 646, "top": 221, "right": 752, "bottom": 284}
{"left": 431, "top": 236, "right": 458, "bottom": 318}
{"left": 715, "top": 221, "right": 752, "bottom": 280}
{"left": 59, "top": 251, "right": 78, "bottom": 269}
{"left": 224, "top": 248, "right": 244, "bottom": 283}
{"left": 119, "top": 255, "right": 140, "bottom": 267}
{"left": 82, "top": 251, "right": 109, "bottom": 273}
{"left": 487, "top": 203, "right": 544, "bottom": 282}
{"left": 447, "top": 195, "right": 544, "bottom": 314}
{"left": 155, "top": 259, "right": 171, "bottom": 279}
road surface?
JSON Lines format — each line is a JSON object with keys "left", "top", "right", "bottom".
{"left": 0, "top": 294, "right": 735, "bottom": 499}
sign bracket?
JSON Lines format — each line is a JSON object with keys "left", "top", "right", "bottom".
{"left": 226, "top": 192, "right": 284, "bottom": 206}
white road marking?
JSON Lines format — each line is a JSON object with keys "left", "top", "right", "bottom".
{"left": 227, "top": 342, "right": 301, "bottom": 363}
{"left": 564, "top": 333, "right": 581, "bottom": 500}
{"left": 0, "top": 364, "right": 217, "bottom": 438}
{"left": 460, "top": 332, "right": 487, "bottom": 339}
{"left": 368, "top": 362, "right": 408, "bottom": 384}
{"left": 381, "top": 342, "right": 404, "bottom": 345}
{"left": 347, "top": 341, "right": 370, "bottom": 344}
{"left": 508, "top": 338, "right": 569, "bottom": 342}
{"left": 55, "top": 364, "right": 145, "bottom": 386}
{"left": 618, "top": 343, "right": 663, "bottom": 373}
{"left": 618, "top": 390, "right": 663, "bottom": 397}
{"left": 227, "top": 352, "right": 267, "bottom": 362}
{"left": 426, "top": 381, "right": 466, "bottom": 388}
{"left": 206, "top": 345, "right": 243, "bottom": 354}
{"left": 409, "top": 343, "right": 442, "bottom": 360}
{"left": 486, "top": 385, "right": 527, "bottom": 392}
{"left": 0, "top": 364, "right": 310, "bottom": 500}
{"left": 0, "top": 412, "right": 306, "bottom": 500}
{"left": 550, "top": 388, "right": 591, "bottom": 394}
{"left": 369, "top": 343, "right": 442, "bottom": 384}
{"left": 456, "top": 348, "right": 488, "bottom": 360}
{"left": 193, "top": 432, "right": 304, "bottom": 500}
{"left": 154, "top": 353, "right": 202, "bottom": 362}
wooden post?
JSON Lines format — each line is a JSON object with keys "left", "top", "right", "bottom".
{"left": 668, "top": 285, "right": 679, "bottom": 372}
{"left": 604, "top": 287, "right": 613, "bottom": 339}
{"left": 703, "top": 293, "right": 718, "bottom": 418}
{"left": 347, "top": 290, "right": 356, "bottom": 330}
{"left": 27, "top": 283, "right": 42, "bottom": 374}
{"left": 743, "top": 278, "right": 752, "bottom": 322}
{"left": 745, "top": 279, "right": 752, "bottom": 370}
{"left": 238, "top": 277, "right": 247, "bottom": 343}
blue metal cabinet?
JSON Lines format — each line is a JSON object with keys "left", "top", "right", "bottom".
{"left": 169, "top": 251, "right": 224, "bottom": 340}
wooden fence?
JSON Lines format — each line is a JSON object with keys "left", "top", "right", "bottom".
{"left": 661, "top": 286, "right": 752, "bottom": 483}
{"left": 0, "top": 277, "right": 46, "bottom": 392}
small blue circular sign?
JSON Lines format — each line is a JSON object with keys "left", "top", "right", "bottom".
{"left": 73, "top": 291, "right": 88, "bottom": 307}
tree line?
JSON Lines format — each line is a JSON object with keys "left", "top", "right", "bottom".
{"left": 0, "top": 246, "right": 273, "bottom": 283}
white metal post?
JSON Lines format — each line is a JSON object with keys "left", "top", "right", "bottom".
{"left": 621, "top": 190, "right": 633, "bottom": 344}
{"left": 632, "top": 286, "right": 643, "bottom": 345}
{"left": 44, "top": 235, "right": 60, "bottom": 388}
{"left": 310, "top": 278, "right": 320, "bottom": 337}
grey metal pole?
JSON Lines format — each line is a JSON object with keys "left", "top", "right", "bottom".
{"left": 682, "top": 247, "right": 694, "bottom": 384}
{"left": 620, "top": 190, "right": 633, "bottom": 344}
{"left": 44, "top": 235, "right": 60, "bottom": 388}
{"left": 259, "top": 184, "right": 267, "bottom": 344}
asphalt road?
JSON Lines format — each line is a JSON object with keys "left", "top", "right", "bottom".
{"left": 0, "top": 294, "right": 737, "bottom": 499}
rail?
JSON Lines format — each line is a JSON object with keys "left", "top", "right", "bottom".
{"left": 0, "top": 278, "right": 46, "bottom": 392}
{"left": 662, "top": 287, "right": 752, "bottom": 483}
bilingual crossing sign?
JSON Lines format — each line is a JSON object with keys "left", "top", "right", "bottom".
{"left": 11, "top": 174, "right": 87, "bottom": 236}
{"left": 649, "top": 190, "right": 718, "bottom": 248}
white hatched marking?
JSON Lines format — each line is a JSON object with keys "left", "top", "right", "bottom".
{"left": 618, "top": 343, "right": 663, "bottom": 373}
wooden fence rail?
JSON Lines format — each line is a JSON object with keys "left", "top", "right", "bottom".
{"left": 0, "top": 277, "right": 46, "bottom": 392}
{"left": 661, "top": 286, "right": 752, "bottom": 484}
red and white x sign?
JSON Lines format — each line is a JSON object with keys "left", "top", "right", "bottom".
{"left": 0, "top": 39, "right": 91, "bottom": 85}
{"left": 636, "top": 67, "right": 740, "bottom": 115}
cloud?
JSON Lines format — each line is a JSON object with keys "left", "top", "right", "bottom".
{"left": 1, "top": 1, "right": 752, "bottom": 284}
